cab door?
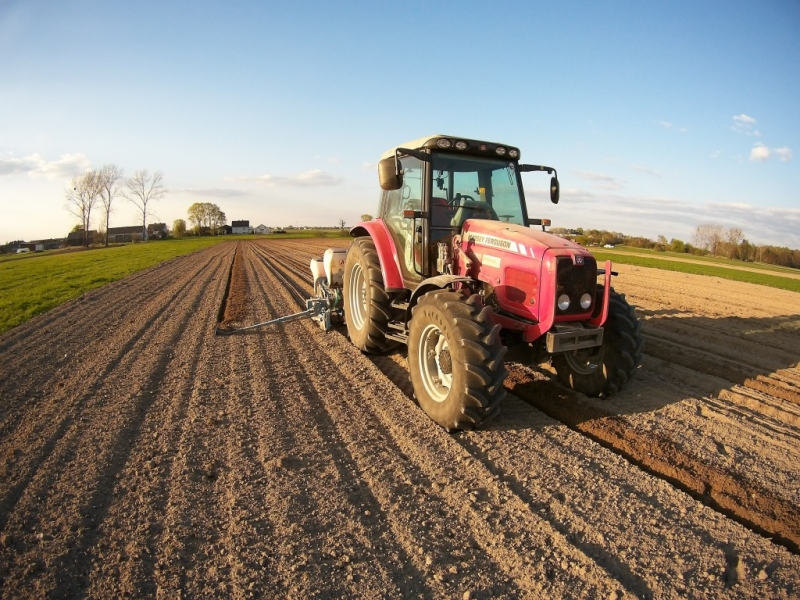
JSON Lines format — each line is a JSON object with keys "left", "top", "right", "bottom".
{"left": 380, "top": 155, "right": 424, "bottom": 286}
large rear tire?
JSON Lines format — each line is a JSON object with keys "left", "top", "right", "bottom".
{"left": 408, "top": 290, "right": 507, "bottom": 431}
{"left": 552, "top": 287, "right": 643, "bottom": 397}
{"left": 343, "top": 237, "right": 393, "bottom": 353}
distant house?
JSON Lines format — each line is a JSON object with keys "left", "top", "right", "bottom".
{"left": 253, "top": 224, "right": 271, "bottom": 234}
{"left": 30, "top": 238, "right": 65, "bottom": 250}
{"left": 107, "top": 226, "right": 143, "bottom": 243}
{"left": 147, "top": 223, "right": 168, "bottom": 239}
{"left": 217, "top": 225, "right": 232, "bottom": 235}
{"left": 67, "top": 230, "right": 98, "bottom": 246}
{"left": 231, "top": 220, "right": 250, "bottom": 234}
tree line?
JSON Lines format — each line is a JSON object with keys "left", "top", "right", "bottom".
{"left": 554, "top": 224, "right": 799, "bottom": 269}
{"left": 64, "top": 165, "right": 166, "bottom": 247}
{"left": 170, "top": 202, "right": 228, "bottom": 237}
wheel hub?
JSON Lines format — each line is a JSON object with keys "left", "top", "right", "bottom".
{"left": 418, "top": 323, "right": 452, "bottom": 403}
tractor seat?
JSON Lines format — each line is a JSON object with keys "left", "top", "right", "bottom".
{"left": 430, "top": 197, "right": 454, "bottom": 227}
{"left": 451, "top": 200, "right": 498, "bottom": 228}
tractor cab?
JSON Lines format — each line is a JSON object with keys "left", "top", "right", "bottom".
{"left": 377, "top": 135, "right": 558, "bottom": 286}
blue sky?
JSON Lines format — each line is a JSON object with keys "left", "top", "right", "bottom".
{"left": 2, "top": 0, "right": 799, "bottom": 248}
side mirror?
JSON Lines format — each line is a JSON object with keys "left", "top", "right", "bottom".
{"left": 550, "top": 177, "right": 560, "bottom": 204}
{"left": 378, "top": 157, "right": 402, "bottom": 191}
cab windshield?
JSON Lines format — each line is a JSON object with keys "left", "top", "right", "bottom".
{"left": 430, "top": 153, "right": 525, "bottom": 227}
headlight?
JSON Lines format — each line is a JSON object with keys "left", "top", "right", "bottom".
{"left": 508, "top": 149, "right": 519, "bottom": 158}
{"left": 454, "top": 140, "right": 468, "bottom": 150}
{"left": 557, "top": 294, "right": 571, "bottom": 311}
{"left": 495, "top": 146, "right": 507, "bottom": 156}
{"left": 580, "top": 293, "right": 592, "bottom": 309}
{"left": 436, "top": 138, "right": 453, "bottom": 149}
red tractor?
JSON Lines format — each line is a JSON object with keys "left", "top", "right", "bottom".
{"left": 315, "top": 135, "right": 643, "bottom": 430}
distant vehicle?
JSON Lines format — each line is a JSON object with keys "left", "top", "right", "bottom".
{"left": 604, "top": 244, "right": 615, "bottom": 248}
{"left": 16, "top": 248, "right": 30, "bottom": 254}
{"left": 273, "top": 229, "right": 287, "bottom": 234}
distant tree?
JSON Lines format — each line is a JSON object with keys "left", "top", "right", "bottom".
{"left": 360, "top": 214, "right": 373, "bottom": 222}
{"left": 669, "top": 238, "right": 686, "bottom": 253}
{"left": 694, "top": 224, "right": 724, "bottom": 256}
{"left": 97, "top": 164, "right": 123, "bottom": 247}
{"left": 172, "top": 218, "right": 187, "bottom": 237}
{"left": 65, "top": 171, "right": 102, "bottom": 247}
{"left": 187, "top": 202, "right": 226, "bottom": 235}
{"left": 738, "top": 238, "right": 754, "bottom": 262}
{"left": 123, "top": 170, "right": 166, "bottom": 241}
{"left": 338, "top": 218, "right": 346, "bottom": 229}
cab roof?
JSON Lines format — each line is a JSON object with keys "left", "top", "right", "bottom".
{"left": 380, "top": 134, "right": 520, "bottom": 161}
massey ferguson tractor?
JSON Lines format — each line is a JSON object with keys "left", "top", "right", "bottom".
{"left": 222, "top": 134, "right": 643, "bottom": 431}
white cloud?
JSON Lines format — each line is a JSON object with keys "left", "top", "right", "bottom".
{"left": 656, "top": 120, "right": 673, "bottom": 129}
{"left": 631, "top": 165, "right": 662, "bottom": 177}
{"left": 169, "top": 187, "right": 247, "bottom": 197}
{"left": 573, "top": 171, "right": 625, "bottom": 190}
{"left": 732, "top": 113, "right": 760, "bottom": 136}
{"left": 228, "top": 169, "right": 343, "bottom": 187}
{"left": 0, "top": 152, "right": 91, "bottom": 180}
{"left": 774, "top": 146, "right": 793, "bottom": 162}
{"left": 749, "top": 143, "right": 771, "bottom": 162}
{"left": 554, "top": 188, "right": 800, "bottom": 248}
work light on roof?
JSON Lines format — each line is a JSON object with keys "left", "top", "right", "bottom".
{"left": 508, "top": 149, "right": 519, "bottom": 158}
{"left": 495, "top": 146, "right": 507, "bottom": 156}
{"left": 437, "top": 138, "right": 453, "bottom": 149}
{"left": 454, "top": 140, "right": 468, "bottom": 150}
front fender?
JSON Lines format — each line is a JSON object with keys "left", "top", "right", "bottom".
{"left": 349, "top": 219, "right": 404, "bottom": 290}
{"left": 408, "top": 275, "right": 474, "bottom": 311}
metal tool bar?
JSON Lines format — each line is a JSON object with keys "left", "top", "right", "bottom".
{"left": 216, "top": 298, "right": 328, "bottom": 335}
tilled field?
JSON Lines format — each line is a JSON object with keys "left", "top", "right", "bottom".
{"left": 1, "top": 239, "right": 799, "bottom": 599}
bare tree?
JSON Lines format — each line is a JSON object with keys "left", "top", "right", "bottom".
{"left": 65, "top": 171, "right": 103, "bottom": 247}
{"left": 338, "top": 218, "right": 346, "bottom": 229}
{"left": 360, "top": 214, "right": 373, "bottom": 222}
{"left": 97, "top": 164, "right": 123, "bottom": 247}
{"left": 124, "top": 170, "right": 166, "bottom": 241}
{"left": 694, "top": 224, "right": 725, "bottom": 256}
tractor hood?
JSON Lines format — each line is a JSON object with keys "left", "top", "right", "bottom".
{"left": 461, "top": 219, "right": 589, "bottom": 259}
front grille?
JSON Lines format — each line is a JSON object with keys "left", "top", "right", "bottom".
{"left": 555, "top": 256, "right": 597, "bottom": 316}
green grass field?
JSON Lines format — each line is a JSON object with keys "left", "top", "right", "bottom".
{"left": 593, "top": 247, "right": 800, "bottom": 293}
{"left": 0, "top": 231, "right": 349, "bottom": 335}
{"left": 1, "top": 233, "right": 796, "bottom": 336}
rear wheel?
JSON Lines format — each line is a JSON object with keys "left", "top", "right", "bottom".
{"left": 552, "top": 287, "right": 643, "bottom": 397}
{"left": 408, "top": 290, "right": 507, "bottom": 431}
{"left": 343, "top": 237, "right": 392, "bottom": 353}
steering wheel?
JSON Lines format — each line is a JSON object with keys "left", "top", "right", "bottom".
{"left": 452, "top": 193, "right": 476, "bottom": 206}
{"left": 499, "top": 214, "right": 514, "bottom": 222}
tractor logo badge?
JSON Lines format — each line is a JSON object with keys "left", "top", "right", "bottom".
{"left": 575, "top": 255, "right": 584, "bottom": 266}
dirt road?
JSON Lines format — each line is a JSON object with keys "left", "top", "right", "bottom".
{"left": 1, "top": 239, "right": 798, "bottom": 598}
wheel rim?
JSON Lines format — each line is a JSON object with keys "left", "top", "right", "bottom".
{"left": 417, "top": 323, "right": 452, "bottom": 403}
{"left": 348, "top": 262, "right": 366, "bottom": 330}
{"left": 563, "top": 346, "right": 605, "bottom": 375}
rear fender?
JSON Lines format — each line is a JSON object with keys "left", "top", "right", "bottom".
{"left": 349, "top": 219, "right": 404, "bottom": 290}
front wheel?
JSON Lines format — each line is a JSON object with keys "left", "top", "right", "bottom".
{"left": 408, "top": 290, "right": 507, "bottom": 431}
{"left": 552, "top": 287, "right": 643, "bottom": 397}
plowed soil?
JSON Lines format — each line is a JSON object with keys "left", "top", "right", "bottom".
{"left": 1, "top": 239, "right": 799, "bottom": 599}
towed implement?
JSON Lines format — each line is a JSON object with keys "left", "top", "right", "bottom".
{"left": 223, "top": 135, "right": 644, "bottom": 431}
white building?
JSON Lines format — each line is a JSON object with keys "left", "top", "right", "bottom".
{"left": 253, "top": 224, "right": 272, "bottom": 234}
{"left": 232, "top": 220, "right": 250, "bottom": 234}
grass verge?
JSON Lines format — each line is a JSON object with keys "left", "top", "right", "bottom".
{"left": 593, "top": 250, "right": 800, "bottom": 293}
